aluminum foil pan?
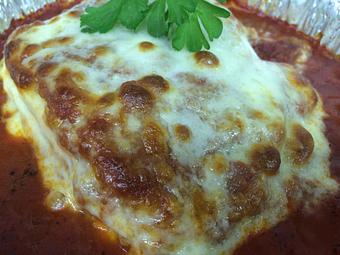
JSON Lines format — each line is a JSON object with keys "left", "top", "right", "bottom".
{"left": 0, "top": 0, "right": 55, "bottom": 30}
{"left": 0, "top": 0, "right": 339, "bottom": 55}
{"left": 245, "top": 0, "right": 340, "bottom": 55}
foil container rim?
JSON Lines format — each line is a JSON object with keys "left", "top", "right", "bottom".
{"left": 0, "top": 0, "right": 339, "bottom": 55}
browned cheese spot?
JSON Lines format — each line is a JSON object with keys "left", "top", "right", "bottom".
{"left": 284, "top": 176, "right": 301, "bottom": 211}
{"left": 7, "top": 64, "right": 34, "bottom": 88}
{"left": 139, "top": 41, "right": 156, "bottom": 51}
{"left": 78, "top": 115, "right": 180, "bottom": 220}
{"left": 220, "top": 113, "right": 244, "bottom": 134}
{"left": 192, "top": 189, "right": 228, "bottom": 243}
{"left": 36, "top": 62, "right": 58, "bottom": 77}
{"left": 297, "top": 88, "right": 318, "bottom": 115}
{"left": 68, "top": 10, "right": 81, "bottom": 17}
{"left": 284, "top": 177, "right": 319, "bottom": 211}
{"left": 94, "top": 153, "right": 175, "bottom": 211}
{"left": 250, "top": 144, "right": 281, "bottom": 175}
{"left": 288, "top": 71, "right": 319, "bottom": 114}
{"left": 204, "top": 153, "right": 228, "bottom": 175}
{"left": 139, "top": 75, "right": 169, "bottom": 93}
{"left": 226, "top": 161, "right": 266, "bottom": 222}
{"left": 42, "top": 37, "right": 74, "bottom": 48}
{"left": 93, "top": 45, "right": 110, "bottom": 57}
{"left": 4, "top": 40, "right": 35, "bottom": 88}
{"left": 49, "top": 85, "right": 81, "bottom": 123}
{"left": 5, "top": 40, "right": 21, "bottom": 60}
{"left": 98, "top": 92, "right": 116, "bottom": 105}
{"left": 71, "top": 71, "right": 86, "bottom": 83}
{"left": 249, "top": 110, "right": 266, "bottom": 120}
{"left": 45, "top": 69, "right": 90, "bottom": 123}
{"left": 179, "top": 73, "right": 208, "bottom": 86}
{"left": 49, "top": 16, "right": 60, "bottom": 24}
{"left": 64, "top": 52, "right": 96, "bottom": 64}
{"left": 268, "top": 121, "right": 285, "bottom": 146}
{"left": 142, "top": 121, "right": 168, "bottom": 155}
{"left": 78, "top": 115, "right": 112, "bottom": 156}
{"left": 94, "top": 154, "right": 166, "bottom": 206}
{"left": 21, "top": 44, "right": 41, "bottom": 61}
{"left": 58, "top": 128, "right": 74, "bottom": 153}
{"left": 174, "top": 124, "right": 191, "bottom": 142}
{"left": 119, "top": 81, "right": 153, "bottom": 112}
{"left": 194, "top": 51, "right": 220, "bottom": 68}
{"left": 288, "top": 124, "right": 314, "bottom": 165}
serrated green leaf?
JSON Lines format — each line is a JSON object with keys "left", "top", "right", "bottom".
{"left": 167, "top": 0, "right": 197, "bottom": 25}
{"left": 80, "top": 0, "right": 124, "bottom": 33}
{"left": 80, "top": 0, "right": 231, "bottom": 52}
{"left": 172, "top": 22, "right": 188, "bottom": 51}
{"left": 119, "top": 0, "right": 148, "bottom": 30}
{"left": 197, "top": 0, "right": 230, "bottom": 19}
{"left": 172, "top": 14, "right": 209, "bottom": 52}
{"left": 188, "top": 14, "right": 210, "bottom": 51}
{"left": 198, "top": 11, "right": 223, "bottom": 40}
{"left": 146, "top": 0, "right": 168, "bottom": 37}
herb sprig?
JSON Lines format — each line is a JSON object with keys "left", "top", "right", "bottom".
{"left": 80, "top": 0, "right": 230, "bottom": 52}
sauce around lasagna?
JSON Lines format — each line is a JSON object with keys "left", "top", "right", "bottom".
{"left": 0, "top": 1, "right": 339, "bottom": 254}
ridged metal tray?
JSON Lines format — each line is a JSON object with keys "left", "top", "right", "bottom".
{"left": 0, "top": 0, "right": 339, "bottom": 55}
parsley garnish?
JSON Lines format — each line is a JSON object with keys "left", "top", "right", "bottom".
{"left": 80, "top": 0, "right": 230, "bottom": 52}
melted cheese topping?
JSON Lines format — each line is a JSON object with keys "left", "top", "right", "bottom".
{"left": 1, "top": 1, "right": 338, "bottom": 254}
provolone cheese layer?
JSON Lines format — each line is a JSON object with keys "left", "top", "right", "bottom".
{"left": 1, "top": 1, "right": 338, "bottom": 254}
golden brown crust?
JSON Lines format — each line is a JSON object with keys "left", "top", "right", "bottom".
{"left": 138, "top": 75, "right": 169, "bottom": 93}
{"left": 7, "top": 63, "right": 35, "bottom": 88}
{"left": 142, "top": 121, "right": 168, "bottom": 155}
{"left": 174, "top": 124, "right": 191, "bottom": 142}
{"left": 287, "top": 124, "right": 314, "bottom": 165}
{"left": 37, "top": 62, "right": 58, "bottom": 77}
{"left": 249, "top": 144, "right": 281, "bottom": 175}
{"left": 119, "top": 81, "right": 154, "bottom": 113}
{"left": 194, "top": 51, "right": 220, "bottom": 68}
{"left": 42, "top": 36, "right": 74, "bottom": 49}
{"left": 139, "top": 41, "right": 156, "bottom": 52}
{"left": 227, "top": 161, "right": 266, "bottom": 222}
{"left": 49, "top": 85, "right": 81, "bottom": 123}
{"left": 21, "top": 44, "right": 41, "bottom": 61}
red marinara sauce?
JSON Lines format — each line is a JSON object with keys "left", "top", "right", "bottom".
{"left": 0, "top": 2, "right": 128, "bottom": 255}
{"left": 229, "top": 2, "right": 340, "bottom": 255}
{"left": 0, "top": 1, "right": 339, "bottom": 255}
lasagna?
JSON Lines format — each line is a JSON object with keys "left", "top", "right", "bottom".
{"left": 1, "top": 0, "right": 338, "bottom": 254}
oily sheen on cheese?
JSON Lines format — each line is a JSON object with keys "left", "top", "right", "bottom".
{"left": 1, "top": 1, "right": 338, "bottom": 254}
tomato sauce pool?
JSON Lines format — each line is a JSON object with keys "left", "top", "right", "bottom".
{"left": 0, "top": 2, "right": 339, "bottom": 255}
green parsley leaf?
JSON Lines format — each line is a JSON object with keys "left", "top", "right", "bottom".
{"left": 118, "top": 0, "right": 149, "bottom": 30}
{"left": 172, "top": 14, "right": 210, "bottom": 52}
{"left": 80, "top": 0, "right": 148, "bottom": 33}
{"left": 172, "top": 0, "right": 230, "bottom": 51}
{"left": 196, "top": 0, "right": 230, "bottom": 41}
{"left": 80, "top": 0, "right": 124, "bottom": 33}
{"left": 146, "top": 0, "right": 168, "bottom": 37}
{"left": 80, "top": 0, "right": 231, "bottom": 52}
{"left": 167, "top": 0, "right": 197, "bottom": 25}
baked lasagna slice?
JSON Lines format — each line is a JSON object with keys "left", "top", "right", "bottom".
{"left": 1, "top": 1, "right": 337, "bottom": 254}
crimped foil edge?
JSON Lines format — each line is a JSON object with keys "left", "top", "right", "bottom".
{"left": 246, "top": 0, "right": 340, "bottom": 55}
{"left": 0, "top": 0, "right": 55, "bottom": 32}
